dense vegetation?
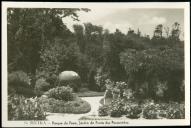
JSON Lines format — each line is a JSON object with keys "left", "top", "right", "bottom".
{"left": 7, "top": 8, "right": 184, "bottom": 120}
{"left": 98, "top": 81, "right": 185, "bottom": 119}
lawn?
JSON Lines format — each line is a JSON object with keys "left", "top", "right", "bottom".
{"left": 75, "top": 91, "right": 104, "bottom": 97}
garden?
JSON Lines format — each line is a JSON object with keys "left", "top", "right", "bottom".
{"left": 7, "top": 8, "right": 185, "bottom": 120}
{"left": 97, "top": 80, "right": 184, "bottom": 120}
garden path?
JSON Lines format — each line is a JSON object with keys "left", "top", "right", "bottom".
{"left": 46, "top": 96, "right": 103, "bottom": 121}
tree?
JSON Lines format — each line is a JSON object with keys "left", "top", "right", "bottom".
{"left": 73, "top": 24, "right": 86, "bottom": 53}
{"left": 8, "top": 8, "right": 90, "bottom": 86}
{"left": 171, "top": 22, "right": 181, "bottom": 40}
{"left": 153, "top": 24, "right": 163, "bottom": 38}
{"left": 78, "top": 23, "right": 104, "bottom": 90}
{"left": 164, "top": 27, "right": 170, "bottom": 38}
{"left": 120, "top": 46, "right": 184, "bottom": 101}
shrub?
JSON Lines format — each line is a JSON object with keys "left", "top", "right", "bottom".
{"left": 125, "top": 104, "right": 142, "bottom": 119}
{"left": 8, "top": 71, "right": 35, "bottom": 97}
{"left": 59, "top": 80, "right": 81, "bottom": 92}
{"left": 46, "top": 74, "right": 58, "bottom": 86}
{"left": 35, "top": 78, "right": 51, "bottom": 96}
{"left": 157, "top": 103, "right": 169, "bottom": 118}
{"left": 95, "top": 69, "right": 108, "bottom": 91}
{"left": 166, "top": 103, "right": 185, "bottom": 119}
{"left": 47, "top": 86, "right": 74, "bottom": 101}
{"left": 109, "top": 99, "right": 124, "bottom": 117}
{"left": 8, "top": 94, "right": 46, "bottom": 120}
{"left": 143, "top": 104, "right": 158, "bottom": 119}
{"left": 156, "top": 102, "right": 185, "bottom": 119}
{"left": 8, "top": 71, "right": 30, "bottom": 88}
{"left": 64, "top": 97, "right": 91, "bottom": 114}
{"left": 115, "top": 81, "right": 127, "bottom": 90}
{"left": 105, "top": 79, "right": 115, "bottom": 90}
{"left": 39, "top": 97, "right": 91, "bottom": 114}
{"left": 98, "top": 105, "right": 110, "bottom": 116}
{"left": 14, "top": 86, "right": 35, "bottom": 97}
{"left": 123, "top": 89, "right": 134, "bottom": 101}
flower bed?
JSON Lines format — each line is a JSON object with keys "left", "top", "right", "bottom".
{"left": 98, "top": 98, "right": 185, "bottom": 119}
{"left": 8, "top": 94, "right": 46, "bottom": 120}
{"left": 39, "top": 96, "right": 91, "bottom": 114}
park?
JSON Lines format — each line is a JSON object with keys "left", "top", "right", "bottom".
{"left": 7, "top": 8, "right": 185, "bottom": 121}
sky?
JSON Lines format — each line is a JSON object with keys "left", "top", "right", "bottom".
{"left": 62, "top": 8, "right": 184, "bottom": 39}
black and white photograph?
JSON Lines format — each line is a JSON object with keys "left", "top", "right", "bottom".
{"left": 1, "top": 2, "right": 190, "bottom": 127}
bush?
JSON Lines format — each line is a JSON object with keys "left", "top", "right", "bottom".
{"left": 8, "top": 94, "right": 46, "bottom": 120}
{"left": 39, "top": 97, "right": 91, "bottom": 114}
{"left": 35, "top": 78, "right": 51, "bottom": 96}
{"left": 156, "top": 103, "right": 168, "bottom": 118}
{"left": 143, "top": 104, "right": 158, "bottom": 119}
{"left": 125, "top": 104, "right": 142, "bottom": 119}
{"left": 123, "top": 89, "right": 134, "bottom": 101}
{"left": 109, "top": 99, "right": 124, "bottom": 117}
{"left": 8, "top": 71, "right": 30, "bottom": 88}
{"left": 59, "top": 80, "right": 81, "bottom": 92}
{"left": 46, "top": 74, "right": 58, "bottom": 86}
{"left": 8, "top": 71, "right": 35, "bottom": 97}
{"left": 166, "top": 103, "right": 185, "bottom": 119}
{"left": 98, "top": 105, "right": 109, "bottom": 116}
{"left": 47, "top": 86, "right": 74, "bottom": 101}
{"left": 13, "top": 86, "right": 35, "bottom": 97}
{"left": 157, "top": 102, "right": 184, "bottom": 119}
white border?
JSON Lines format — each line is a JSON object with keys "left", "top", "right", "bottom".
{"left": 1, "top": 2, "right": 190, "bottom": 127}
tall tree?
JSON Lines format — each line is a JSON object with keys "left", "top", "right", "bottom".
{"left": 171, "top": 22, "right": 181, "bottom": 40}
{"left": 7, "top": 8, "right": 90, "bottom": 86}
{"left": 153, "top": 24, "right": 163, "bottom": 38}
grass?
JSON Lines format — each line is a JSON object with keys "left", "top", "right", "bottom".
{"left": 79, "top": 115, "right": 111, "bottom": 120}
{"left": 75, "top": 91, "right": 104, "bottom": 97}
{"left": 39, "top": 96, "right": 91, "bottom": 114}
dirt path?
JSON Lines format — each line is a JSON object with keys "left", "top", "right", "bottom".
{"left": 46, "top": 96, "right": 103, "bottom": 121}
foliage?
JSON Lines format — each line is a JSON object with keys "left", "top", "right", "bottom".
{"left": 95, "top": 68, "right": 108, "bottom": 91}
{"left": 142, "top": 104, "right": 158, "bottom": 119}
{"left": 7, "top": 8, "right": 89, "bottom": 72}
{"left": 7, "top": 8, "right": 90, "bottom": 89}
{"left": 8, "top": 94, "right": 46, "bottom": 120}
{"left": 125, "top": 104, "right": 142, "bottom": 119}
{"left": 59, "top": 78, "right": 81, "bottom": 92}
{"left": 115, "top": 81, "right": 128, "bottom": 97}
{"left": 98, "top": 94, "right": 184, "bottom": 119}
{"left": 105, "top": 79, "right": 115, "bottom": 90}
{"left": 120, "top": 46, "right": 184, "bottom": 101}
{"left": 47, "top": 86, "right": 74, "bottom": 101}
{"left": 39, "top": 96, "right": 91, "bottom": 114}
{"left": 8, "top": 71, "right": 35, "bottom": 97}
{"left": 109, "top": 98, "right": 125, "bottom": 117}
{"left": 123, "top": 89, "right": 134, "bottom": 100}
{"left": 166, "top": 102, "right": 185, "bottom": 119}
{"left": 8, "top": 8, "right": 184, "bottom": 101}
{"left": 34, "top": 78, "right": 51, "bottom": 96}
{"left": 46, "top": 74, "right": 58, "bottom": 86}
{"left": 98, "top": 105, "right": 110, "bottom": 116}
{"left": 8, "top": 71, "right": 30, "bottom": 87}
